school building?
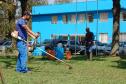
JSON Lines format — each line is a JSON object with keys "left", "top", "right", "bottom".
{"left": 32, "top": 0, "right": 126, "bottom": 43}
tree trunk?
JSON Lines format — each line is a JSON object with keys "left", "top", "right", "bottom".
{"left": 20, "top": 0, "right": 28, "bottom": 15}
{"left": 111, "top": 0, "right": 120, "bottom": 56}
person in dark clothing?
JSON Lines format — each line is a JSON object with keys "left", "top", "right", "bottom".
{"left": 84, "top": 27, "right": 94, "bottom": 60}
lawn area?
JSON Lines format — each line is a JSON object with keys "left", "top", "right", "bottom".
{"left": 0, "top": 55, "right": 126, "bottom": 84}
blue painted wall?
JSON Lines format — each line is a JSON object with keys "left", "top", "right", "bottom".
{"left": 32, "top": 0, "right": 126, "bottom": 43}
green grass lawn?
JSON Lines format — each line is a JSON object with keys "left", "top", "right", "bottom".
{"left": 0, "top": 55, "right": 126, "bottom": 84}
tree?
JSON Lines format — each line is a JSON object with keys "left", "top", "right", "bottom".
{"left": 111, "top": 0, "right": 120, "bottom": 56}
{"left": 27, "top": 0, "right": 48, "bottom": 11}
{"left": 0, "top": 1, "right": 16, "bottom": 39}
{"left": 54, "top": 0, "right": 72, "bottom": 4}
{"left": 19, "top": 0, "right": 28, "bottom": 16}
{"left": 32, "top": 0, "right": 48, "bottom": 6}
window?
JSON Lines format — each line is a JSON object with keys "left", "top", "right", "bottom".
{"left": 100, "top": 13, "right": 108, "bottom": 22}
{"left": 87, "top": 13, "right": 94, "bottom": 22}
{"left": 62, "top": 15, "right": 68, "bottom": 24}
{"left": 120, "top": 33, "right": 126, "bottom": 42}
{"left": 78, "top": 14, "right": 85, "bottom": 23}
{"left": 52, "top": 16, "right": 57, "bottom": 24}
{"left": 71, "top": 14, "right": 76, "bottom": 23}
{"left": 122, "top": 12, "right": 126, "bottom": 21}
{"left": 99, "top": 33, "right": 108, "bottom": 43}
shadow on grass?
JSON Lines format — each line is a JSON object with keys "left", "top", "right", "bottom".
{"left": 29, "top": 56, "right": 43, "bottom": 62}
{"left": 0, "top": 56, "right": 17, "bottom": 69}
{"left": 30, "top": 55, "right": 107, "bottom": 63}
{"left": 71, "top": 55, "right": 106, "bottom": 61}
{"left": 28, "top": 56, "right": 55, "bottom": 65}
{"left": 28, "top": 67, "right": 42, "bottom": 72}
{"left": 111, "top": 59, "right": 126, "bottom": 69}
{"left": 93, "top": 56, "right": 107, "bottom": 61}
{"left": 29, "top": 56, "right": 57, "bottom": 61}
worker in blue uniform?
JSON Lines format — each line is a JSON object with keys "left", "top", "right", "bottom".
{"left": 16, "top": 11, "right": 39, "bottom": 73}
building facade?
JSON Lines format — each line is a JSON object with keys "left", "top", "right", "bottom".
{"left": 32, "top": 0, "right": 126, "bottom": 43}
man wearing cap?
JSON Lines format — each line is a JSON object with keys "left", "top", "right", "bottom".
{"left": 84, "top": 27, "right": 94, "bottom": 60}
{"left": 16, "top": 11, "right": 39, "bottom": 73}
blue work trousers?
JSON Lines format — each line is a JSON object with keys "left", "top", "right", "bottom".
{"left": 16, "top": 41, "right": 28, "bottom": 73}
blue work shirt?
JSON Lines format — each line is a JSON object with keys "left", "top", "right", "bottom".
{"left": 16, "top": 18, "right": 27, "bottom": 41}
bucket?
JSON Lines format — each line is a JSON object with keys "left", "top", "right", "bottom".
{"left": 47, "top": 49, "right": 55, "bottom": 60}
{"left": 32, "top": 46, "right": 46, "bottom": 56}
{"left": 55, "top": 47, "right": 64, "bottom": 60}
{"left": 66, "top": 51, "right": 71, "bottom": 60}
{"left": 32, "top": 47, "right": 42, "bottom": 56}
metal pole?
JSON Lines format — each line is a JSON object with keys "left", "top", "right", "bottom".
{"left": 96, "top": 0, "right": 99, "bottom": 56}
{"left": 85, "top": 0, "right": 88, "bottom": 56}
{"left": 86, "top": 0, "right": 88, "bottom": 27}
{"left": 74, "top": 0, "right": 78, "bottom": 56}
{"left": 40, "top": 33, "right": 42, "bottom": 46}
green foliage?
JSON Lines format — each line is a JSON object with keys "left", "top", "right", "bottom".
{"left": 27, "top": 0, "right": 48, "bottom": 11}
{"left": 0, "top": 1, "right": 15, "bottom": 39}
{"left": 32, "top": 0, "right": 48, "bottom": 6}
{"left": 1, "top": 1, "right": 16, "bottom": 19}
{"left": 54, "top": 0, "right": 72, "bottom": 4}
